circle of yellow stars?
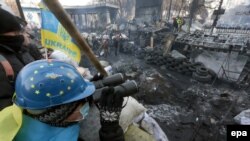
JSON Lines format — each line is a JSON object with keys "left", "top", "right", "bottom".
{"left": 29, "top": 64, "right": 75, "bottom": 97}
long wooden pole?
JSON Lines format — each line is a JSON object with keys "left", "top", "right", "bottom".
{"left": 43, "top": 0, "right": 107, "bottom": 76}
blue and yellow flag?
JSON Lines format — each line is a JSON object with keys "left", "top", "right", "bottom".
{"left": 41, "top": 9, "right": 81, "bottom": 63}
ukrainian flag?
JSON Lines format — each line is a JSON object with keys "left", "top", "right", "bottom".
{"left": 40, "top": 8, "right": 81, "bottom": 63}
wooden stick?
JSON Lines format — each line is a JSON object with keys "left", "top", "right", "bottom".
{"left": 43, "top": 0, "right": 107, "bottom": 76}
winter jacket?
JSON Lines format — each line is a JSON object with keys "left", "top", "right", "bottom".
{"left": 14, "top": 114, "right": 80, "bottom": 141}
{"left": 177, "top": 17, "right": 184, "bottom": 26}
{"left": 0, "top": 43, "right": 39, "bottom": 110}
{"left": 173, "top": 19, "right": 178, "bottom": 28}
{"left": 0, "top": 104, "right": 125, "bottom": 141}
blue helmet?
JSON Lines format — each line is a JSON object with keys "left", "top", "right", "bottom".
{"left": 13, "top": 59, "right": 95, "bottom": 109}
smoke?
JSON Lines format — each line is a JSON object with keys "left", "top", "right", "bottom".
{"left": 217, "top": 4, "right": 250, "bottom": 28}
{"left": 202, "top": 0, "right": 250, "bottom": 27}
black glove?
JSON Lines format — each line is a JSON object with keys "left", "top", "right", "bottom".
{"left": 90, "top": 73, "right": 104, "bottom": 82}
{"left": 98, "top": 87, "right": 125, "bottom": 141}
{"left": 99, "top": 87, "right": 123, "bottom": 124}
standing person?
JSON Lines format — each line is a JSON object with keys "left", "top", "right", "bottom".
{"left": 128, "top": 29, "right": 131, "bottom": 39}
{"left": 15, "top": 16, "right": 43, "bottom": 60}
{"left": 109, "top": 30, "right": 114, "bottom": 41}
{"left": 101, "top": 39, "right": 109, "bottom": 58}
{"left": 118, "top": 33, "right": 124, "bottom": 53}
{"left": 113, "top": 33, "right": 120, "bottom": 56}
{"left": 246, "top": 40, "right": 250, "bottom": 48}
{"left": 172, "top": 17, "right": 178, "bottom": 32}
{"left": 0, "top": 9, "right": 41, "bottom": 110}
{"left": 2, "top": 60, "right": 125, "bottom": 141}
{"left": 176, "top": 16, "right": 184, "bottom": 32}
{"left": 92, "top": 35, "right": 99, "bottom": 51}
{"left": 22, "top": 30, "right": 44, "bottom": 60}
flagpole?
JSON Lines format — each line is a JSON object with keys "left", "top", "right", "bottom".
{"left": 44, "top": 47, "right": 48, "bottom": 60}
{"left": 43, "top": 0, "right": 108, "bottom": 76}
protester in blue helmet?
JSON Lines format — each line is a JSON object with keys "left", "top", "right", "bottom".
{"left": 12, "top": 59, "right": 125, "bottom": 141}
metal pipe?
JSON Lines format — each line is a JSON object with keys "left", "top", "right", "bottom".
{"left": 43, "top": 0, "right": 108, "bottom": 76}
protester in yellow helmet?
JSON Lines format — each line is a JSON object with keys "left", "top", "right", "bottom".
{"left": 176, "top": 16, "right": 184, "bottom": 32}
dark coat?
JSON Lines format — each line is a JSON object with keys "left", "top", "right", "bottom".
{"left": 173, "top": 19, "right": 178, "bottom": 28}
{"left": 0, "top": 44, "right": 38, "bottom": 110}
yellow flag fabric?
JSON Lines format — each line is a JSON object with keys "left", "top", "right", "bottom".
{"left": 0, "top": 105, "right": 23, "bottom": 141}
{"left": 41, "top": 9, "right": 81, "bottom": 63}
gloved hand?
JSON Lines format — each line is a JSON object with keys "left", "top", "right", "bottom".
{"left": 98, "top": 87, "right": 125, "bottom": 141}
{"left": 99, "top": 87, "right": 123, "bottom": 124}
{"left": 90, "top": 73, "right": 104, "bottom": 82}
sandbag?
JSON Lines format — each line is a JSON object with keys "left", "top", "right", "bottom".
{"left": 99, "top": 60, "right": 110, "bottom": 67}
{"left": 120, "top": 97, "right": 146, "bottom": 131}
{"left": 124, "top": 124, "right": 155, "bottom": 141}
{"left": 141, "top": 113, "right": 169, "bottom": 141}
{"left": 133, "top": 112, "right": 169, "bottom": 141}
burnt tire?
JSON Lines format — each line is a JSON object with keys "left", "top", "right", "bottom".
{"left": 177, "top": 68, "right": 184, "bottom": 73}
{"left": 193, "top": 62, "right": 205, "bottom": 67}
{"left": 178, "top": 64, "right": 189, "bottom": 69}
{"left": 192, "top": 72, "right": 212, "bottom": 83}
{"left": 173, "top": 59, "right": 184, "bottom": 64}
{"left": 189, "top": 66, "right": 196, "bottom": 72}
{"left": 165, "top": 65, "right": 171, "bottom": 69}
{"left": 196, "top": 66, "right": 209, "bottom": 76}
{"left": 169, "top": 66, "right": 177, "bottom": 71}
{"left": 166, "top": 61, "right": 173, "bottom": 66}
{"left": 184, "top": 71, "right": 193, "bottom": 76}
{"left": 146, "top": 61, "right": 154, "bottom": 65}
{"left": 182, "top": 61, "right": 193, "bottom": 67}
{"left": 166, "top": 59, "right": 174, "bottom": 64}
{"left": 167, "top": 57, "right": 174, "bottom": 62}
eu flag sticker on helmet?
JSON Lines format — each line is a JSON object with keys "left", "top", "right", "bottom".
{"left": 13, "top": 60, "right": 95, "bottom": 110}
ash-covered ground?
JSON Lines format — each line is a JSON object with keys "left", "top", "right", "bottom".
{"left": 99, "top": 52, "right": 250, "bottom": 141}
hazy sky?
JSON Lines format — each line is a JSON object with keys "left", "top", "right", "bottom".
{"left": 59, "top": 0, "right": 92, "bottom": 6}
{"left": 20, "top": 0, "right": 250, "bottom": 7}
{"left": 20, "top": 0, "right": 93, "bottom": 6}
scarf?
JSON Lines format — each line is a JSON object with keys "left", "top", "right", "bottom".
{"left": 0, "top": 35, "right": 24, "bottom": 53}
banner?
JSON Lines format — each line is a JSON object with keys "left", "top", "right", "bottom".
{"left": 41, "top": 9, "right": 81, "bottom": 63}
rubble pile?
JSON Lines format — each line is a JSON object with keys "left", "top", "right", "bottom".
{"left": 111, "top": 59, "right": 143, "bottom": 79}
{"left": 141, "top": 73, "right": 250, "bottom": 140}
{"left": 120, "top": 41, "right": 137, "bottom": 54}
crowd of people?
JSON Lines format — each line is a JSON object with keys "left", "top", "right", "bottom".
{"left": 88, "top": 31, "right": 125, "bottom": 58}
